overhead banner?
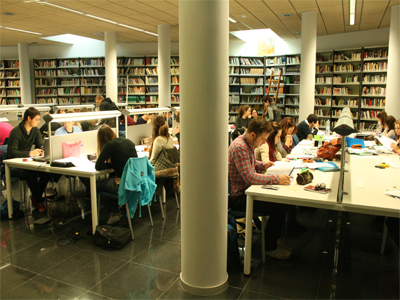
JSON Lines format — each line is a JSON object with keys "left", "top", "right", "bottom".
{"left": 258, "top": 33, "right": 274, "bottom": 56}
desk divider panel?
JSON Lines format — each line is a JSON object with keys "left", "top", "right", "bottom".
{"left": 126, "top": 123, "right": 152, "bottom": 145}
{"left": 50, "top": 128, "right": 117, "bottom": 161}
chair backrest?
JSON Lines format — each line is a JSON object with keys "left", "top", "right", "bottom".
{"left": 3, "top": 137, "right": 9, "bottom": 145}
{"left": 128, "top": 156, "right": 150, "bottom": 177}
{"left": 292, "top": 134, "right": 300, "bottom": 147}
{"left": 0, "top": 145, "right": 8, "bottom": 179}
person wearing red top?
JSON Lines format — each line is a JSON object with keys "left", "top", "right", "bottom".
{"left": 228, "top": 117, "right": 292, "bottom": 259}
{"left": 0, "top": 122, "right": 13, "bottom": 155}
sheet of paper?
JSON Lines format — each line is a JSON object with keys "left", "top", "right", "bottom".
{"left": 388, "top": 162, "right": 400, "bottom": 169}
{"left": 377, "top": 136, "right": 396, "bottom": 151}
{"left": 304, "top": 162, "right": 334, "bottom": 169}
{"left": 386, "top": 190, "right": 400, "bottom": 199}
{"left": 266, "top": 164, "right": 294, "bottom": 176}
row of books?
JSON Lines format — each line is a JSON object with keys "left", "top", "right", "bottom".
{"left": 241, "top": 68, "right": 264, "bottom": 75}
{"left": 80, "top": 87, "right": 104, "bottom": 95}
{"left": 171, "top": 76, "right": 179, "bottom": 84}
{"left": 362, "top": 86, "right": 386, "bottom": 95}
{"left": 316, "top": 87, "right": 332, "bottom": 95}
{"left": 336, "top": 99, "right": 358, "bottom": 106}
{"left": 363, "top": 74, "right": 386, "bottom": 83}
{"left": 0, "top": 71, "right": 19, "bottom": 77}
{"left": 240, "top": 96, "right": 263, "bottom": 103}
{"left": 146, "top": 87, "right": 158, "bottom": 93}
{"left": 59, "top": 98, "right": 80, "bottom": 104}
{"left": 58, "top": 59, "right": 79, "bottom": 67}
{"left": 316, "top": 65, "right": 332, "bottom": 73}
{"left": 230, "top": 77, "right": 239, "bottom": 84}
{"left": 240, "top": 58, "right": 263, "bottom": 66}
{"left": 128, "top": 86, "right": 145, "bottom": 94}
{"left": 171, "top": 95, "right": 179, "bottom": 103}
{"left": 81, "top": 78, "right": 104, "bottom": 85}
{"left": 80, "top": 59, "right": 103, "bottom": 66}
{"left": 170, "top": 58, "right": 179, "bottom": 65}
{"left": 146, "top": 77, "right": 158, "bottom": 84}
{"left": 286, "top": 66, "right": 300, "bottom": 73}
{"left": 286, "top": 97, "right": 299, "bottom": 105}
{"left": 266, "top": 57, "right": 286, "bottom": 65}
{"left": 240, "top": 78, "right": 263, "bottom": 84}
{"left": 6, "top": 90, "right": 20, "bottom": 96}
{"left": 3, "top": 99, "right": 20, "bottom": 104}
{"left": 229, "top": 95, "right": 240, "bottom": 104}
{"left": 361, "top": 98, "right": 385, "bottom": 107}
{"left": 314, "top": 109, "right": 329, "bottom": 117}
{"left": 363, "top": 62, "right": 387, "bottom": 71}
{"left": 129, "top": 77, "right": 145, "bottom": 85}
{"left": 125, "top": 58, "right": 146, "bottom": 66}
{"left": 286, "top": 75, "right": 300, "bottom": 84}
{"left": 316, "top": 54, "right": 333, "bottom": 62}
{"left": 285, "top": 108, "right": 299, "bottom": 115}
{"left": 287, "top": 56, "right": 300, "bottom": 64}
{"left": 171, "top": 86, "right": 180, "bottom": 93}
{"left": 2, "top": 80, "right": 20, "bottom": 87}
{"left": 333, "top": 75, "right": 359, "bottom": 83}
{"left": 359, "top": 122, "right": 378, "bottom": 130}
{"left": 363, "top": 49, "right": 388, "bottom": 59}
{"left": 240, "top": 87, "right": 263, "bottom": 94}
{"left": 59, "top": 87, "right": 79, "bottom": 95}
{"left": 360, "top": 110, "right": 381, "bottom": 119}
{"left": 316, "top": 76, "right": 332, "bottom": 84}
{"left": 37, "top": 88, "right": 57, "bottom": 95}
{"left": 333, "top": 64, "right": 360, "bottom": 72}
{"left": 333, "top": 87, "right": 351, "bottom": 95}
{"left": 334, "top": 52, "right": 361, "bottom": 61}
{"left": 171, "top": 67, "right": 180, "bottom": 75}
{"left": 332, "top": 110, "right": 358, "bottom": 118}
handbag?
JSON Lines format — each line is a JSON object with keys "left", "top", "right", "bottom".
{"left": 316, "top": 138, "right": 342, "bottom": 160}
{"left": 140, "top": 137, "right": 152, "bottom": 145}
{"left": 92, "top": 225, "right": 131, "bottom": 250}
{"left": 154, "top": 147, "right": 178, "bottom": 172}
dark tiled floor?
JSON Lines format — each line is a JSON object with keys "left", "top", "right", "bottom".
{"left": 1, "top": 184, "right": 399, "bottom": 300}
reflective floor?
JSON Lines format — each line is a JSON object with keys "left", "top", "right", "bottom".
{"left": 1, "top": 182, "right": 399, "bottom": 300}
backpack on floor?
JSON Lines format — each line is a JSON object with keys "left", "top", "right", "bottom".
{"left": 227, "top": 214, "right": 241, "bottom": 270}
{"left": 92, "top": 225, "right": 131, "bottom": 250}
{"left": 0, "top": 198, "right": 23, "bottom": 219}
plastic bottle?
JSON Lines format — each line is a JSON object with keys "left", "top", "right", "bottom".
{"left": 80, "top": 143, "right": 84, "bottom": 158}
{"left": 326, "top": 120, "right": 330, "bottom": 137}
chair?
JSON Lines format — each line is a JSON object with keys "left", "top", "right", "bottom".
{"left": 97, "top": 191, "right": 153, "bottom": 241}
{"left": 0, "top": 145, "right": 27, "bottom": 206}
{"left": 228, "top": 179, "right": 268, "bottom": 263}
{"left": 292, "top": 134, "right": 300, "bottom": 147}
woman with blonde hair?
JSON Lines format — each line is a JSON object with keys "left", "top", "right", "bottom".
{"left": 149, "top": 115, "right": 174, "bottom": 165}
{"left": 277, "top": 117, "right": 297, "bottom": 158}
{"left": 381, "top": 115, "right": 396, "bottom": 138}
{"left": 390, "top": 119, "right": 400, "bottom": 155}
{"left": 94, "top": 124, "right": 138, "bottom": 224}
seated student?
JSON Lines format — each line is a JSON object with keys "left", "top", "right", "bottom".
{"left": 262, "top": 95, "right": 281, "bottom": 123}
{"left": 296, "top": 114, "right": 319, "bottom": 142}
{"left": 7, "top": 107, "right": 53, "bottom": 212}
{"left": 0, "top": 121, "right": 13, "bottom": 155}
{"left": 390, "top": 119, "right": 400, "bottom": 155}
{"left": 255, "top": 122, "right": 284, "bottom": 163}
{"left": 95, "top": 124, "right": 138, "bottom": 224}
{"left": 278, "top": 117, "right": 297, "bottom": 158}
{"left": 381, "top": 115, "right": 396, "bottom": 138}
{"left": 167, "top": 111, "right": 173, "bottom": 128}
{"left": 136, "top": 113, "right": 153, "bottom": 125}
{"left": 39, "top": 109, "right": 62, "bottom": 137}
{"left": 173, "top": 111, "right": 181, "bottom": 145}
{"left": 149, "top": 115, "right": 174, "bottom": 165}
{"left": 251, "top": 109, "right": 259, "bottom": 119}
{"left": 229, "top": 118, "right": 292, "bottom": 259}
{"left": 54, "top": 111, "right": 83, "bottom": 135}
{"left": 235, "top": 105, "right": 251, "bottom": 130}
{"left": 375, "top": 110, "right": 387, "bottom": 134}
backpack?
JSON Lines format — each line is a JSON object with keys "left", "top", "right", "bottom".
{"left": 92, "top": 225, "right": 131, "bottom": 250}
{"left": 227, "top": 214, "right": 241, "bottom": 270}
{"left": 0, "top": 198, "right": 23, "bottom": 219}
{"left": 271, "top": 105, "right": 282, "bottom": 123}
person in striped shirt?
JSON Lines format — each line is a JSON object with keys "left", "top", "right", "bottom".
{"left": 228, "top": 117, "right": 292, "bottom": 259}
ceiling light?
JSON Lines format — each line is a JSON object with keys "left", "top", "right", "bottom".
{"left": 240, "top": 15, "right": 247, "bottom": 18}
{"left": 1, "top": 12, "right": 16, "bottom": 16}
{"left": 93, "top": 32, "right": 104, "bottom": 36}
{"left": 27, "top": 0, "right": 157, "bottom": 37}
{"left": 295, "top": 31, "right": 301, "bottom": 34}
{"left": 349, "top": 0, "right": 356, "bottom": 25}
{"left": 229, "top": 17, "right": 237, "bottom": 23}
{"left": 281, "top": 13, "right": 293, "bottom": 17}
{"left": 0, "top": 26, "right": 42, "bottom": 35}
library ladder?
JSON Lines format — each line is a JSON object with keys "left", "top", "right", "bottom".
{"left": 262, "top": 69, "right": 282, "bottom": 118}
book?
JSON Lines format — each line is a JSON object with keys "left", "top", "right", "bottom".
{"left": 304, "top": 185, "right": 332, "bottom": 194}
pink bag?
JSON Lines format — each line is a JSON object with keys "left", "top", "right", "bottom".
{"left": 62, "top": 139, "right": 82, "bottom": 158}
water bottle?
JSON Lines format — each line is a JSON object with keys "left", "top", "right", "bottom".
{"left": 326, "top": 120, "right": 330, "bottom": 137}
{"left": 80, "top": 143, "right": 84, "bottom": 158}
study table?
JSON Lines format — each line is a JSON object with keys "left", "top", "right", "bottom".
{"left": 243, "top": 141, "right": 400, "bottom": 275}
{"left": 4, "top": 158, "right": 113, "bottom": 234}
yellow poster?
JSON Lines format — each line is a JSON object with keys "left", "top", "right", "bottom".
{"left": 258, "top": 34, "right": 274, "bottom": 56}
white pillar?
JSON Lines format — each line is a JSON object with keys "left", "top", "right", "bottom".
{"left": 299, "top": 11, "right": 317, "bottom": 122}
{"left": 385, "top": 5, "right": 400, "bottom": 118}
{"left": 158, "top": 25, "right": 171, "bottom": 108}
{"left": 18, "top": 43, "right": 32, "bottom": 104}
{"left": 105, "top": 31, "right": 118, "bottom": 103}
{"left": 180, "top": 0, "right": 228, "bottom": 296}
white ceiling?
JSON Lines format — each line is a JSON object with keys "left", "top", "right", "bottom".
{"left": 0, "top": 0, "right": 399, "bottom": 47}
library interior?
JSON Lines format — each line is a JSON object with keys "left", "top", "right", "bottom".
{"left": 1, "top": 1, "right": 400, "bottom": 299}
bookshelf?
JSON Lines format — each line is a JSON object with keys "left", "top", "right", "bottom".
{"left": 284, "top": 54, "right": 301, "bottom": 124}
{"left": 33, "top": 57, "right": 105, "bottom": 105}
{"left": 0, "top": 59, "right": 21, "bottom": 105}
{"left": 314, "top": 46, "right": 388, "bottom": 131}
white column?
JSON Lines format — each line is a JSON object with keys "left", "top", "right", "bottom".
{"left": 180, "top": 0, "right": 228, "bottom": 296}
{"left": 299, "top": 11, "right": 317, "bottom": 122}
{"left": 105, "top": 31, "right": 118, "bottom": 103}
{"left": 18, "top": 43, "right": 32, "bottom": 104}
{"left": 158, "top": 25, "right": 171, "bottom": 108}
{"left": 385, "top": 5, "right": 400, "bottom": 118}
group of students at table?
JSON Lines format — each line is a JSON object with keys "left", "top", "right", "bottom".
{"left": 229, "top": 99, "right": 400, "bottom": 260}
{"left": 3, "top": 105, "right": 178, "bottom": 225}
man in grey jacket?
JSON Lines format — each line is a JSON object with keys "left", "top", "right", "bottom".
{"left": 7, "top": 107, "right": 52, "bottom": 212}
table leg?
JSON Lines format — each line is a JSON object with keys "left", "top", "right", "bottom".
{"left": 90, "top": 175, "right": 98, "bottom": 234}
{"left": 244, "top": 194, "right": 254, "bottom": 275}
{"left": 5, "top": 164, "right": 13, "bottom": 219}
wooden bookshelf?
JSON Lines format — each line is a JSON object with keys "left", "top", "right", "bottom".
{"left": 0, "top": 59, "right": 21, "bottom": 105}
{"left": 33, "top": 57, "right": 105, "bottom": 105}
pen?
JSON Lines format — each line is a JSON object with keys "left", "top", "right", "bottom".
{"left": 286, "top": 186, "right": 296, "bottom": 192}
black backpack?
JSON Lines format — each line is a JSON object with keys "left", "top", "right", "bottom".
{"left": 227, "top": 214, "right": 241, "bottom": 270}
{"left": 92, "top": 225, "right": 131, "bottom": 250}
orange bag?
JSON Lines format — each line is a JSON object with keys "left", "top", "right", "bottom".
{"left": 316, "top": 138, "right": 342, "bottom": 161}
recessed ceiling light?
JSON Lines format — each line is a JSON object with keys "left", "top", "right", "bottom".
{"left": 240, "top": 15, "right": 247, "bottom": 18}
{"left": 0, "top": 26, "right": 42, "bottom": 35}
{"left": 229, "top": 17, "right": 237, "bottom": 23}
{"left": 1, "top": 12, "right": 16, "bottom": 16}
{"left": 295, "top": 32, "right": 301, "bottom": 34}
{"left": 93, "top": 32, "right": 104, "bottom": 36}
{"left": 281, "top": 13, "right": 293, "bottom": 17}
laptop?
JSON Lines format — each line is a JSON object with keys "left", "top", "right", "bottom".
{"left": 32, "top": 138, "right": 50, "bottom": 162}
